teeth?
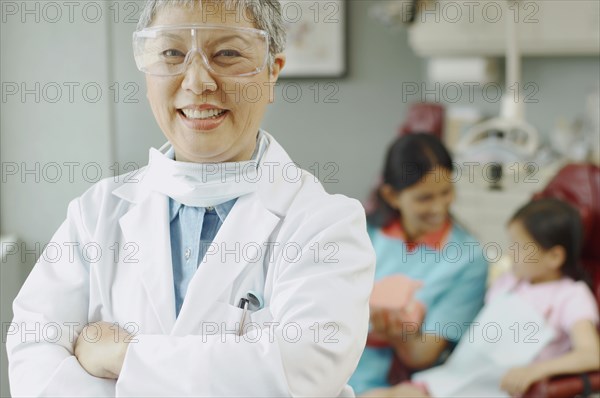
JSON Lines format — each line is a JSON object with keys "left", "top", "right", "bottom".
{"left": 181, "top": 108, "right": 226, "bottom": 119}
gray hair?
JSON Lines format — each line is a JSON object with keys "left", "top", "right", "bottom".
{"left": 136, "top": 0, "right": 286, "bottom": 68}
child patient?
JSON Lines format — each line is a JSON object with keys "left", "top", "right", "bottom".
{"left": 362, "top": 198, "right": 600, "bottom": 397}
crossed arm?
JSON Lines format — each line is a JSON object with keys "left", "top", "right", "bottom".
{"left": 74, "top": 322, "right": 131, "bottom": 379}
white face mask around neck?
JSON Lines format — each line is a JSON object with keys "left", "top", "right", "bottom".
{"left": 142, "top": 131, "right": 269, "bottom": 207}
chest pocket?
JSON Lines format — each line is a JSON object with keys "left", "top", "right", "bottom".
{"left": 193, "top": 235, "right": 276, "bottom": 336}
{"left": 200, "top": 301, "right": 273, "bottom": 337}
{"left": 200, "top": 301, "right": 245, "bottom": 336}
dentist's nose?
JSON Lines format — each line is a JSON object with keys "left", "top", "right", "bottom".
{"left": 181, "top": 52, "right": 218, "bottom": 95}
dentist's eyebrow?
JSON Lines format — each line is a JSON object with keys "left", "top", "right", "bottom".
{"left": 203, "top": 34, "right": 257, "bottom": 47}
{"left": 159, "top": 32, "right": 187, "bottom": 42}
{"left": 151, "top": 31, "right": 259, "bottom": 47}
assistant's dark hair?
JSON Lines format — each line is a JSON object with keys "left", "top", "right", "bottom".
{"left": 510, "top": 198, "right": 591, "bottom": 286}
{"left": 367, "top": 133, "right": 454, "bottom": 228}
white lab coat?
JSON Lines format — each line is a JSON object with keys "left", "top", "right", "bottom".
{"left": 6, "top": 132, "right": 376, "bottom": 397}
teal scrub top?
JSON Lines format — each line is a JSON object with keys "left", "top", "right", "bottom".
{"left": 349, "top": 221, "right": 488, "bottom": 395}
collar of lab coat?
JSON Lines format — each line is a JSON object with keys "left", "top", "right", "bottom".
{"left": 112, "top": 130, "right": 300, "bottom": 217}
{"left": 110, "top": 131, "right": 303, "bottom": 334}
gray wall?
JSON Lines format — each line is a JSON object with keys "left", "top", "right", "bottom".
{"left": 3, "top": 1, "right": 599, "bottom": 245}
{"left": 0, "top": 1, "right": 598, "bottom": 396}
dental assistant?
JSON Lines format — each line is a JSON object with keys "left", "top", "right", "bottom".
{"left": 349, "top": 134, "right": 488, "bottom": 395}
{"left": 6, "top": 1, "right": 376, "bottom": 396}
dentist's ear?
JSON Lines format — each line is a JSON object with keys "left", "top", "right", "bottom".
{"left": 268, "top": 53, "right": 286, "bottom": 103}
{"left": 270, "top": 53, "right": 286, "bottom": 80}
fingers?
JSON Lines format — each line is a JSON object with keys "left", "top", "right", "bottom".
{"left": 370, "top": 307, "right": 415, "bottom": 337}
{"left": 500, "top": 375, "right": 525, "bottom": 397}
{"left": 370, "top": 308, "right": 388, "bottom": 334}
{"left": 388, "top": 309, "right": 411, "bottom": 335}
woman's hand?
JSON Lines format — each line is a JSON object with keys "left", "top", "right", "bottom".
{"left": 74, "top": 321, "right": 132, "bottom": 379}
{"left": 500, "top": 365, "right": 543, "bottom": 397}
{"left": 371, "top": 305, "right": 448, "bottom": 370}
{"left": 370, "top": 307, "right": 419, "bottom": 343}
{"left": 370, "top": 307, "right": 399, "bottom": 340}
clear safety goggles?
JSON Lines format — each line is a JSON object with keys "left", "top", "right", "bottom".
{"left": 133, "top": 25, "right": 270, "bottom": 77}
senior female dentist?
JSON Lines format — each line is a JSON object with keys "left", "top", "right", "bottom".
{"left": 6, "top": 1, "right": 375, "bottom": 396}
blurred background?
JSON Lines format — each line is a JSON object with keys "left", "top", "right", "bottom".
{"left": 1, "top": 1, "right": 599, "bottom": 396}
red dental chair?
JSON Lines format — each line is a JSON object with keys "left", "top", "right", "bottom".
{"left": 398, "top": 103, "right": 445, "bottom": 139}
{"left": 523, "top": 163, "right": 600, "bottom": 398}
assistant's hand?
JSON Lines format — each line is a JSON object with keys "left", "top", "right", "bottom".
{"left": 370, "top": 307, "right": 393, "bottom": 339}
{"left": 370, "top": 307, "right": 415, "bottom": 340}
{"left": 500, "top": 365, "right": 543, "bottom": 397}
{"left": 74, "top": 321, "right": 132, "bottom": 379}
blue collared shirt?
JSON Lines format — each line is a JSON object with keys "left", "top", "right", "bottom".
{"left": 169, "top": 198, "right": 237, "bottom": 317}
{"left": 166, "top": 131, "right": 267, "bottom": 318}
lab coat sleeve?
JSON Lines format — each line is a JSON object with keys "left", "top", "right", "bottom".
{"left": 115, "top": 196, "right": 376, "bottom": 397}
{"left": 6, "top": 198, "right": 116, "bottom": 397}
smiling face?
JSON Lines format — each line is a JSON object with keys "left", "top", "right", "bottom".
{"left": 144, "top": 4, "right": 285, "bottom": 163}
{"left": 381, "top": 166, "right": 455, "bottom": 240}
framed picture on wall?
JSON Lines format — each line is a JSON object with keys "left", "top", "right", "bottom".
{"left": 279, "top": 0, "right": 347, "bottom": 78}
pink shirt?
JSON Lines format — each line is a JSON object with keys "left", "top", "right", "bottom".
{"left": 486, "top": 272, "right": 599, "bottom": 362}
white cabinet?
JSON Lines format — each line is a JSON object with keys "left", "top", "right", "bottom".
{"left": 408, "top": 0, "right": 600, "bottom": 57}
{"left": 453, "top": 182, "right": 534, "bottom": 250}
{"left": 451, "top": 162, "right": 562, "bottom": 258}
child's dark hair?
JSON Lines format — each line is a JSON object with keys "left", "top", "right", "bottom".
{"left": 510, "top": 198, "right": 591, "bottom": 285}
{"left": 367, "top": 133, "right": 454, "bottom": 228}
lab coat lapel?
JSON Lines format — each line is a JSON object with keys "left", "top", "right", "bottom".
{"left": 118, "top": 191, "right": 176, "bottom": 334}
{"left": 113, "top": 132, "right": 301, "bottom": 336}
{"left": 172, "top": 192, "right": 280, "bottom": 334}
